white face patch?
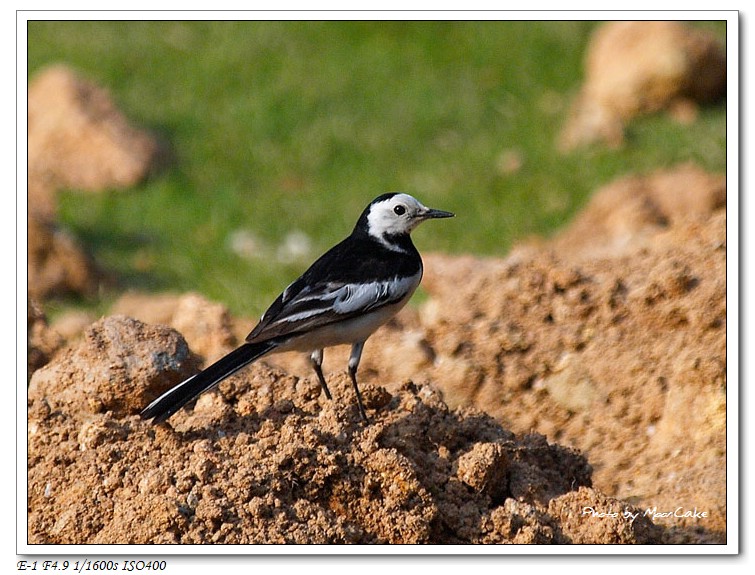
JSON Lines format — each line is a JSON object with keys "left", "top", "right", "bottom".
{"left": 366, "top": 193, "right": 429, "bottom": 250}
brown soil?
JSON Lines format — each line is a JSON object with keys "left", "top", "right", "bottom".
{"left": 559, "top": 21, "right": 725, "bottom": 151}
{"left": 27, "top": 213, "right": 103, "bottom": 301}
{"left": 29, "top": 319, "right": 662, "bottom": 544}
{"left": 410, "top": 163, "right": 727, "bottom": 543}
{"left": 27, "top": 298, "right": 63, "bottom": 381}
{"left": 28, "top": 64, "right": 162, "bottom": 198}
{"left": 27, "top": 64, "right": 164, "bottom": 300}
{"left": 27, "top": 161, "right": 726, "bottom": 544}
{"left": 26, "top": 51, "right": 727, "bottom": 545}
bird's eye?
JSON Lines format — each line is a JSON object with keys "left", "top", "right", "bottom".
{"left": 394, "top": 205, "right": 406, "bottom": 216}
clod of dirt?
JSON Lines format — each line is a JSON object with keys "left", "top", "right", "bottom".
{"left": 28, "top": 171, "right": 58, "bottom": 222}
{"left": 455, "top": 442, "right": 509, "bottom": 499}
{"left": 530, "top": 163, "right": 726, "bottom": 261}
{"left": 548, "top": 487, "right": 661, "bottom": 544}
{"left": 27, "top": 312, "right": 664, "bottom": 544}
{"left": 28, "top": 315, "right": 199, "bottom": 419}
{"left": 48, "top": 291, "right": 240, "bottom": 366}
{"left": 559, "top": 21, "right": 725, "bottom": 150}
{"left": 27, "top": 298, "right": 63, "bottom": 381}
{"left": 27, "top": 64, "right": 166, "bottom": 301}
{"left": 28, "top": 64, "right": 163, "bottom": 194}
{"left": 111, "top": 291, "right": 237, "bottom": 363}
{"left": 27, "top": 214, "right": 102, "bottom": 301}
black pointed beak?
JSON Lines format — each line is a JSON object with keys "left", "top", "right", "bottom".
{"left": 423, "top": 208, "right": 455, "bottom": 219}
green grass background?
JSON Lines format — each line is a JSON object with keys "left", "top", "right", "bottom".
{"left": 27, "top": 20, "right": 727, "bottom": 317}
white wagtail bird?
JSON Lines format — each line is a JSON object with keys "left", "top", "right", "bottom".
{"left": 141, "top": 193, "right": 454, "bottom": 424}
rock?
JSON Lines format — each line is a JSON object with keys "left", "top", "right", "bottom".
{"left": 28, "top": 64, "right": 162, "bottom": 193}
{"left": 559, "top": 21, "right": 725, "bottom": 150}
{"left": 27, "top": 214, "right": 102, "bottom": 301}
{"left": 28, "top": 315, "right": 198, "bottom": 418}
{"left": 111, "top": 291, "right": 237, "bottom": 363}
{"left": 548, "top": 486, "right": 663, "bottom": 544}
{"left": 27, "top": 297, "right": 63, "bottom": 380}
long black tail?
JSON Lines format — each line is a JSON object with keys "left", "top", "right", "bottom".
{"left": 141, "top": 341, "right": 276, "bottom": 424}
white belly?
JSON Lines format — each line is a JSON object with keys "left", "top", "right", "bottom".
{"left": 274, "top": 295, "right": 413, "bottom": 353}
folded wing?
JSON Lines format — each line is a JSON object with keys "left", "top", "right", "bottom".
{"left": 246, "top": 274, "right": 419, "bottom": 343}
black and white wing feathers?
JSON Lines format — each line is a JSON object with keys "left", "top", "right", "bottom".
{"left": 246, "top": 235, "right": 422, "bottom": 344}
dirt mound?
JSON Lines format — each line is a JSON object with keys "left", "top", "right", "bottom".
{"left": 27, "top": 64, "right": 165, "bottom": 301}
{"left": 27, "top": 298, "right": 63, "bottom": 381}
{"left": 417, "top": 166, "right": 726, "bottom": 542}
{"left": 28, "top": 316, "right": 668, "bottom": 544}
{"left": 27, "top": 213, "right": 103, "bottom": 301}
{"left": 536, "top": 163, "right": 726, "bottom": 261}
{"left": 28, "top": 64, "right": 162, "bottom": 196}
{"left": 26, "top": 161, "right": 726, "bottom": 544}
{"left": 559, "top": 21, "right": 725, "bottom": 150}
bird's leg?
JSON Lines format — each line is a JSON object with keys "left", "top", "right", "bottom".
{"left": 309, "top": 349, "right": 332, "bottom": 400}
{"left": 348, "top": 341, "right": 369, "bottom": 422}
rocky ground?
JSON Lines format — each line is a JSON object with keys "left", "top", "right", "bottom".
{"left": 27, "top": 163, "right": 726, "bottom": 543}
{"left": 26, "top": 21, "right": 728, "bottom": 545}
{"left": 29, "top": 314, "right": 661, "bottom": 544}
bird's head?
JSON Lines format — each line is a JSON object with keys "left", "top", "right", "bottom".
{"left": 356, "top": 193, "right": 454, "bottom": 247}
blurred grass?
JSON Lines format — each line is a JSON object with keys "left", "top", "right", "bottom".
{"left": 26, "top": 20, "right": 727, "bottom": 317}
